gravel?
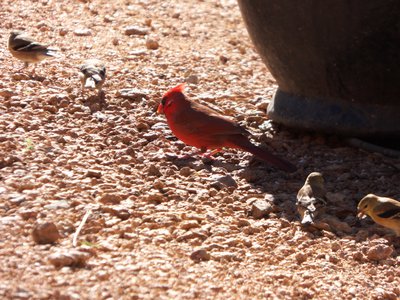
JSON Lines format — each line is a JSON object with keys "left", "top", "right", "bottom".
{"left": 0, "top": 0, "right": 399, "bottom": 299}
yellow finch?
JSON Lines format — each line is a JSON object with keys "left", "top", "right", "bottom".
{"left": 296, "top": 172, "right": 327, "bottom": 225}
{"left": 357, "top": 194, "right": 400, "bottom": 236}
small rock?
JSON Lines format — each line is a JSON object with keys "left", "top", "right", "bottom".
{"left": 86, "top": 169, "right": 102, "bottom": 178}
{"left": 12, "top": 288, "right": 32, "bottom": 300}
{"left": 1, "top": 215, "right": 22, "bottom": 226}
{"left": 373, "top": 288, "right": 398, "bottom": 300}
{"left": 179, "top": 167, "right": 193, "bottom": 177}
{"left": 211, "top": 251, "right": 241, "bottom": 261}
{"left": 48, "top": 249, "right": 90, "bottom": 267}
{"left": 146, "top": 37, "right": 159, "bottom": 50}
{"left": 116, "top": 88, "right": 148, "bottom": 101}
{"left": 8, "top": 194, "right": 26, "bottom": 205}
{"left": 101, "top": 206, "right": 131, "bottom": 220}
{"left": 19, "top": 208, "right": 38, "bottom": 220}
{"left": 74, "top": 28, "right": 92, "bottom": 36}
{"left": 210, "top": 174, "right": 238, "bottom": 189}
{"left": 103, "top": 15, "right": 114, "bottom": 23}
{"left": 98, "top": 193, "right": 124, "bottom": 204}
{"left": 0, "top": 155, "right": 21, "bottom": 169}
{"left": 0, "top": 88, "right": 16, "bottom": 98}
{"left": 32, "top": 221, "right": 61, "bottom": 244}
{"left": 12, "top": 73, "right": 30, "bottom": 81}
{"left": 295, "top": 252, "right": 307, "bottom": 264}
{"left": 367, "top": 244, "right": 393, "bottom": 261}
{"left": 219, "top": 55, "right": 228, "bottom": 64}
{"left": 180, "top": 220, "right": 200, "bottom": 230}
{"left": 176, "top": 231, "right": 208, "bottom": 242}
{"left": 144, "top": 192, "right": 165, "bottom": 204}
{"left": 50, "top": 93, "right": 69, "bottom": 103}
{"left": 44, "top": 200, "right": 70, "bottom": 210}
{"left": 352, "top": 251, "right": 365, "bottom": 262}
{"left": 190, "top": 249, "right": 210, "bottom": 262}
{"left": 147, "top": 164, "right": 162, "bottom": 176}
{"left": 185, "top": 74, "right": 199, "bottom": 84}
{"left": 124, "top": 26, "right": 149, "bottom": 36}
{"left": 250, "top": 199, "right": 274, "bottom": 219}
{"left": 121, "top": 99, "right": 131, "bottom": 108}
{"left": 59, "top": 28, "right": 68, "bottom": 36}
{"left": 181, "top": 30, "right": 190, "bottom": 37}
{"left": 236, "top": 218, "right": 251, "bottom": 227}
{"left": 143, "top": 132, "right": 158, "bottom": 142}
{"left": 96, "top": 270, "right": 111, "bottom": 280}
{"left": 172, "top": 11, "right": 181, "bottom": 18}
{"left": 128, "top": 49, "right": 147, "bottom": 56}
{"left": 331, "top": 241, "right": 341, "bottom": 252}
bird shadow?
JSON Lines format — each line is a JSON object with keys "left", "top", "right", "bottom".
{"left": 167, "top": 153, "right": 243, "bottom": 173}
{"left": 81, "top": 92, "right": 107, "bottom": 113}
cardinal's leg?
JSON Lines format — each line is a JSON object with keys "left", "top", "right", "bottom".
{"left": 202, "top": 148, "right": 223, "bottom": 158}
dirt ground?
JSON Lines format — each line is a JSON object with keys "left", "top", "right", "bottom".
{"left": 1, "top": 0, "right": 400, "bottom": 299}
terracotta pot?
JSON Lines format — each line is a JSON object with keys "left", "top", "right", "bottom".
{"left": 238, "top": 0, "right": 400, "bottom": 137}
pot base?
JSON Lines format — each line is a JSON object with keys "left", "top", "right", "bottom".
{"left": 268, "top": 89, "right": 400, "bottom": 138}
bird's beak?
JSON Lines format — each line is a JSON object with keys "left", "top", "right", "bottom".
{"left": 157, "top": 103, "right": 163, "bottom": 114}
{"left": 357, "top": 210, "right": 366, "bottom": 219}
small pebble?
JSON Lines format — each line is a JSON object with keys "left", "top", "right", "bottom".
{"left": 32, "top": 221, "right": 61, "bottom": 244}
{"left": 146, "top": 38, "right": 159, "bottom": 50}
{"left": 185, "top": 74, "right": 199, "bottom": 84}
{"left": 250, "top": 199, "right": 274, "bottom": 219}
{"left": 367, "top": 244, "right": 393, "bottom": 261}
{"left": 48, "top": 249, "right": 90, "bottom": 267}
{"left": 59, "top": 28, "right": 68, "bottom": 36}
{"left": 190, "top": 249, "right": 210, "bottom": 262}
{"left": 74, "top": 28, "right": 92, "bottom": 36}
{"left": 116, "top": 89, "right": 149, "bottom": 101}
{"left": 124, "top": 26, "right": 148, "bottom": 36}
{"left": 98, "top": 193, "right": 124, "bottom": 204}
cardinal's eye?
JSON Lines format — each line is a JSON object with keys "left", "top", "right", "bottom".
{"left": 363, "top": 204, "right": 368, "bottom": 209}
{"left": 161, "top": 97, "right": 167, "bottom": 106}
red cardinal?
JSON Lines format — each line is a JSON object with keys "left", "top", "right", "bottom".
{"left": 157, "top": 83, "right": 296, "bottom": 172}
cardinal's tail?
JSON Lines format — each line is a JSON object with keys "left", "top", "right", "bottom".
{"left": 228, "top": 135, "right": 297, "bottom": 173}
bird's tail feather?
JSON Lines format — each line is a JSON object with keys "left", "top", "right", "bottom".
{"left": 44, "top": 49, "right": 59, "bottom": 57}
{"left": 301, "top": 210, "right": 315, "bottom": 225}
{"left": 92, "top": 74, "right": 102, "bottom": 83}
{"left": 228, "top": 135, "right": 297, "bottom": 172}
{"left": 85, "top": 77, "right": 96, "bottom": 89}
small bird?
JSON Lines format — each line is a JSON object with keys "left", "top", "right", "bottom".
{"left": 79, "top": 59, "right": 106, "bottom": 96}
{"left": 157, "top": 83, "right": 296, "bottom": 172}
{"left": 357, "top": 194, "right": 400, "bottom": 236}
{"left": 296, "top": 172, "right": 327, "bottom": 225}
{"left": 8, "top": 30, "right": 58, "bottom": 74}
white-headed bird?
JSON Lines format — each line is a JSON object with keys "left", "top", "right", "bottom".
{"left": 79, "top": 59, "right": 106, "bottom": 96}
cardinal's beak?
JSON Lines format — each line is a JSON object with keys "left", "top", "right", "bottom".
{"left": 157, "top": 103, "right": 164, "bottom": 114}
